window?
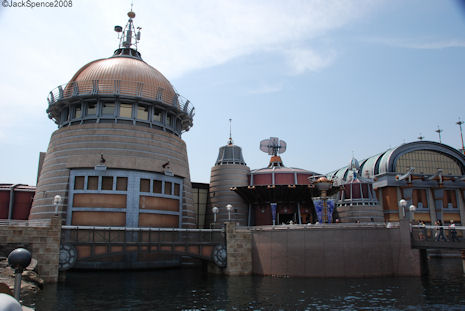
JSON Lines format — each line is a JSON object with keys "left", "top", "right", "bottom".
{"left": 140, "top": 179, "right": 150, "bottom": 192}
{"left": 120, "top": 104, "right": 133, "bottom": 118}
{"left": 174, "top": 183, "right": 180, "bottom": 196}
{"left": 73, "top": 105, "right": 82, "bottom": 119}
{"left": 62, "top": 107, "right": 69, "bottom": 122}
{"left": 116, "top": 177, "right": 128, "bottom": 191}
{"left": 166, "top": 115, "right": 173, "bottom": 127}
{"left": 153, "top": 109, "right": 162, "bottom": 122}
{"left": 87, "top": 103, "right": 97, "bottom": 116}
{"left": 137, "top": 105, "right": 149, "bottom": 120}
{"left": 102, "top": 176, "right": 113, "bottom": 190}
{"left": 102, "top": 103, "right": 115, "bottom": 116}
{"left": 74, "top": 176, "right": 84, "bottom": 190}
{"left": 396, "top": 150, "right": 462, "bottom": 175}
{"left": 165, "top": 181, "right": 172, "bottom": 195}
{"left": 87, "top": 176, "right": 98, "bottom": 190}
{"left": 153, "top": 180, "right": 162, "bottom": 193}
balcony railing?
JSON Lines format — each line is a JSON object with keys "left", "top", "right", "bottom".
{"left": 61, "top": 225, "right": 224, "bottom": 244}
{"left": 47, "top": 79, "right": 194, "bottom": 118}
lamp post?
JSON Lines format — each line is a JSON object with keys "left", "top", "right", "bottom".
{"left": 226, "top": 204, "right": 233, "bottom": 221}
{"left": 399, "top": 199, "right": 415, "bottom": 221}
{"left": 409, "top": 204, "right": 416, "bottom": 222}
{"left": 54, "top": 194, "right": 62, "bottom": 215}
{"left": 8, "top": 248, "right": 32, "bottom": 301}
{"left": 315, "top": 177, "right": 333, "bottom": 223}
{"left": 399, "top": 199, "right": 407, "bottom": 219}
{"left": 212, "top": 206, "right": 219, "bottom": 228}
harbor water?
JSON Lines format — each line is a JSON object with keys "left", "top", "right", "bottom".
{"left": 24, "top": 257, "right": 465, "bottom": 310}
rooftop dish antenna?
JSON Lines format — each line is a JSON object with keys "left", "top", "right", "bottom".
{"left": 260, "top": 137, "right": 287, "bottom": 156}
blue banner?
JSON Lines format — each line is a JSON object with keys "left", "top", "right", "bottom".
{"left": 313, "top": 199, "right": 335, "bottom": 223}
{"left": 270, "top": 203, "right": 277, "bottom": 225}
{"left": 314, "top": 200, "right": 323, "bottom": 223}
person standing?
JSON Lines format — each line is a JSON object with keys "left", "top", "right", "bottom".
{"left": 436, "top": 219, "right": 447, "bottom": 242}
{"left": 449, "top": 220, "right": 458, "bottom": 242}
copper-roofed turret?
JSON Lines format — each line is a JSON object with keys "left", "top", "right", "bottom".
{"left": 45, "top": 9, "right": 194, "bottom": 134}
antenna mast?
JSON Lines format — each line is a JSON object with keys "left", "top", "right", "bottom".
{"left": 457, "top": 117, "right": 465, "bottom": 154}
{"left": 228, "top": 118, "right": 233, "bottom": 145}
{"left": 435, "top": 125, "right": 443, "bottom": 144}
{"left": 114, "top": 5, "right": 142, "bottom": 51}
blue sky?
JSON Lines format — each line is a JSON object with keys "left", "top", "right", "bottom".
{"left": 0, "top": 0, "right": 464, "bottom": 185}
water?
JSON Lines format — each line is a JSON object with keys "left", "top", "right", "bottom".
{"left": 24, "top": 257, "right": 465, "bottom": 310}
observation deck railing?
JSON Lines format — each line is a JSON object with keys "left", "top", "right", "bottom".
{"left": 411, "top": 224, "right": 465, "bottom": 249}
{"left": 47, "top": 79, "right": 194, "bottom": 118}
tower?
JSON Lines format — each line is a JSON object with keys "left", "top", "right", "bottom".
{"left": 30, "top": 11, "right": 196, "bottom": 229}
{"left": 208, "top": 121, "right": 250, "bottom": 226}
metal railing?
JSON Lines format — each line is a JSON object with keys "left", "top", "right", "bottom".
{"left": 61, "top": 226, "right": 224, "bottom": 245}
{"left": 410, "top": 224, "right": 465, "bottom": 249}
{"left": 47, "top": 79, "right": 195, "bottom": 117}
{"left": 0, "top": 219, "right": 51, "bottom": 227}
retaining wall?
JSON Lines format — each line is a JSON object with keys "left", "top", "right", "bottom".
{"left": 250, "top": 220, "right": 420, "bottom": 277}
{"left": 0, "top": 216, "right": 61, "bottom": 282}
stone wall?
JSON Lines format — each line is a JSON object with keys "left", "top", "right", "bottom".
{"left": 250, "top": 220, "right": 420, "bottom": 277}
{"left": 0, "top": 216, "right": 61, "bottom": 282}
{"left": 225, "top": 222, "right": 252, "bottom": 275}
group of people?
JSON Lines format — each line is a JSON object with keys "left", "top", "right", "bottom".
{"left": 416, "top": 219, "right": 459, "bottom": 242}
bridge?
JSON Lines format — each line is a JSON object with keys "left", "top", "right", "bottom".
{"left": 59, "top": 226, "right": 226, "bottom": 271}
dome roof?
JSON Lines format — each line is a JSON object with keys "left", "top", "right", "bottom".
{"left": 68, "top": 54, "right": 177, "bottom": 106}
{"left": 215, "top": 143, "right": 247, "bottom": 166}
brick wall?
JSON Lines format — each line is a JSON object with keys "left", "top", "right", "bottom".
{"left": 0, "top": 216, "right": 61, "bottom": 282}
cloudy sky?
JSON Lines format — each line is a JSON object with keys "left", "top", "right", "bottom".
{"left": 0, "top": 0, "right": 464, "bottom": 185}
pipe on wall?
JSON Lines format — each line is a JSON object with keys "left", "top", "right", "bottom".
{"left": 8, "top": 184, "right": 25, "bottom": 220}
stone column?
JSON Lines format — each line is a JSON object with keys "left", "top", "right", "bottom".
{"left": 427, "top": 189, "right": 437, "bottom": 224}
{"left": 225, "top": 222, "right": 252, "bottom": 275}
{"left": 456, "top": 190, "right": 465, "bottom": 225}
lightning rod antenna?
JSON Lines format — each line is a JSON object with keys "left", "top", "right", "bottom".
{"left": 228, "top": 118, "right": 233, "bottom": 145}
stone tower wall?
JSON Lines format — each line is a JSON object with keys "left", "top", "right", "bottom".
{"left": 209, "top": 164, "right": 250, "bottom": 226}
{"left": 30, "top": 123, "right": 194, "bottom": 227}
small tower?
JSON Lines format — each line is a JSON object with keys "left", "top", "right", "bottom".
{"left": 208, "top": 120, "right": 250, "bottom": 226}
{"left": 335, "top": 156, "right": 384, "bottom": 223}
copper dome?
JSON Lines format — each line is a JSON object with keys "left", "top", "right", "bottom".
{"left": 68, "top": 55, "right": 176, "bottom": 105}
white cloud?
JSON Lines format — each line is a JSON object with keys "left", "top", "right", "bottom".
{"left": 284, "top": 48, "right": 337, "bottom": 74}
{"left": 116, "top": 0, "right": 384, "bottom": 77}
{"left": 249, "top": 83, "right": 283, "bottom": 94}
{"left": 363, "top": 37, "right": 465, "bottom": 50}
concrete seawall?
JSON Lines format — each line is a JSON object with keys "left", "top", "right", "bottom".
{"left": 227, "top": 221, "right": 420, "bottom": 277}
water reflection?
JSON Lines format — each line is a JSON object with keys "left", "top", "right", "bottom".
{"left": 26, "top": 257, "right": 465, "bottom": 310}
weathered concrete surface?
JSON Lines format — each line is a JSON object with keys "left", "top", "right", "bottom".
{"left": 225, "top": 222, "right": 252, "bottom": 275}
{"left": 248, "top": 221, "right": 420, "bottom": 277}
{"left": 0, "top": 217, "right": 61, "bottom": 282}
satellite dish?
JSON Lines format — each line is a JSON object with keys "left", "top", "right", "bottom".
{"left": 259, "top": 137, "right": 287, "bottom": 156}
{"left": 114, "top": 25, "right": 123, "bottom": 33}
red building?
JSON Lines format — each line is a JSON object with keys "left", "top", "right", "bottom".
{"left": 0, "top": 184, "right": 36, "bottom": 220}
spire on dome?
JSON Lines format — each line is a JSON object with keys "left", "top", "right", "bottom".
{"left": 228, "top": 118, "right": 233, "bottom": 145}
{"left": 113, "top": 7, "right": 143, "bottom": 59}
